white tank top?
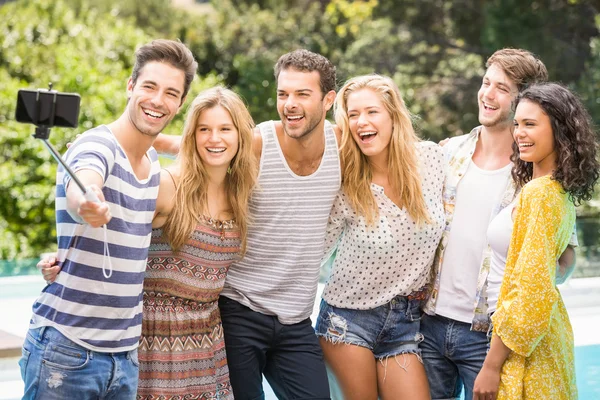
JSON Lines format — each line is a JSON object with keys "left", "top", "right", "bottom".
{"left": 221, "top": 120, "right": 341, "bottom": 324}
{"left": 487, "top": 201, "right": 516, "bottom": 313}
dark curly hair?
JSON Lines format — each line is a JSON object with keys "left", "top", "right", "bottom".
{"left": 511, "top": 83, "right": 600, "bottom": 205}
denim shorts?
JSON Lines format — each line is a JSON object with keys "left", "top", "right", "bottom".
{"left": 315, "top": 296, "right": 423, "bottom": 359}
{"left": 19, "top": 326, "right": 139, "bottom": 400}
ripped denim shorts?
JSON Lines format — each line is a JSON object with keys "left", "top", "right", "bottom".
{"left": 314, "top": 295, "right": 423, "bottom": 359}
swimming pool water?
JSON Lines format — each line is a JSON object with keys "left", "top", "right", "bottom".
{"left": 576, "top": 344, "right": 600, "bottom": 399}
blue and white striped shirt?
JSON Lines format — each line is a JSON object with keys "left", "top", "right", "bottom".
{"left": 30, "top": 125, "right": 160, "bottom": 352}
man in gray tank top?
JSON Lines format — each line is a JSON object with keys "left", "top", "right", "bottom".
{"left": 120, "top": 49, "right": 337, "bottom": 398}
{"left": 217, "top": 50, "right": 340, "bottom": 400}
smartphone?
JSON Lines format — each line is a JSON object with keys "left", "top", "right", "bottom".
{"left": 15, "top": 89, "right": 80, "bottom": 128}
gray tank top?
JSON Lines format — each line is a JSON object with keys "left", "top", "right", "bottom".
{"left": 221, "top": 120, "right": 341, "bottom": 324}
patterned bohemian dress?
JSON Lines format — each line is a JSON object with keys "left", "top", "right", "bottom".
{"left": 137, "top": 216, "right": 239, "bottom": 400}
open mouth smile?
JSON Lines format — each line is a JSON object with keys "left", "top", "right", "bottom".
{"left": 358, "top": 131, "right": 377, "bottom": 143}
{"left": 143, "top": 108, "right": 165, "bottom": 119}
{"left": 206, "top": 147, "right": 226, "bottom": 153}
{"left": 482, "top": 102, "right": 498, "bottom": 112}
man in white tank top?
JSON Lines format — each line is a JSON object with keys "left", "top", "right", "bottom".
{"left": 217, "top": 50, "right": 340, "bottom": 400}
{"left": 154, "top": 49, "right": 340, "bottom": 399}
{"left": 421, "top": 49, "right": 576, "bottom": 400}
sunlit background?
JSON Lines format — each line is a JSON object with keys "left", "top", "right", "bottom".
{"left": 0, "top": 0, "right": 599, "bottom": 398}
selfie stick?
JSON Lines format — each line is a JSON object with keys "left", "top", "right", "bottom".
{"left": 32, "top": 84, "right": 98, "bottom": 202}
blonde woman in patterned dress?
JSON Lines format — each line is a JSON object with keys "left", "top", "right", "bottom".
{"left": 473, "top": 83, "right": 599, "bottom": 400}
{"left": 138, "top": 87, "right": 257, "bottom": 400}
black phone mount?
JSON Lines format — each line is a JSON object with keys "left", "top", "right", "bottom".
{"left": 32, "top": 83, "right": 58, "bottom": 140}
{"left": 29, "top": 83, "right": 87, "bottom": 193}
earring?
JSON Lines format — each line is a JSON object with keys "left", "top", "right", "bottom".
{"left": 227, "top": 165, "right": 232, "bottom": 174}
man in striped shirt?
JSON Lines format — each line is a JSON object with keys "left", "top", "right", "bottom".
{"left": 20, "top": 39, "right": 197, "bottom": 400}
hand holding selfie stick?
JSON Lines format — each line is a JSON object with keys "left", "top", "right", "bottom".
{"left": 16, "top": 83, "right": 113, "bottom": 280}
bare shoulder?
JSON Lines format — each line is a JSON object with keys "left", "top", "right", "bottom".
{"left": 161, "top": 167, "right": 178, "bottom": 187}
{"left": 156, "top": 168, "right": 178, "bottom": 214}
{"left": 332, "top": 124, "right": 342, "bottom": 147}
{"left": 252, "top": 127, "right": 263, "bottom": 160}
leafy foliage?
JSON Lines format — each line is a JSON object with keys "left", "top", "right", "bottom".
{"left": 1, "top": 0, "right": 599, "bottom": 259}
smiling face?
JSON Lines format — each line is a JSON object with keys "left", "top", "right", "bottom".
{"left": 347, "top": 88, "right": 393, "bottom": 163}
{"left": 478, "top": 64, "right": 518, "bottom": 131}
{"left": 126, "top": 61, "right": 186, "bottom": 137}
{"left": 195, "top": 105, "right": 239, "bottom": 171}
{"left": 276, "top": 68, "right": 332, "bottom": 140}
{"left": 513, "top": 99, "right": 557, "bottom": 173}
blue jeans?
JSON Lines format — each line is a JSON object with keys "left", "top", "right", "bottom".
{"left": 420, "top": 313, "right": 488, "bottom": 400}
{"left": 315, "top": 296, "right": 423, "bottom": 359}
{"left": 19, "top": 326, "right": 139, "bottom": 400}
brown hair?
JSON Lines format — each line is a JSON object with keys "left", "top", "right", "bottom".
{"left": 131, "top": 39, "right": 198, "bottom": 100}
{"left": 274, "top": 49, "right": 336, "bottom": 96}
{"left": 486, "top": 48, "right": 548, "bottom": 91}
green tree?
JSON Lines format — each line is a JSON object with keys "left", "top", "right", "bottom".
{"left": 63, "top": 0, "right": 189, "bottom": 37}
{"left": 181, "top": 0, "right": 340, "bottom": 123}
{"left": 372, "top": 0, "right": 600, "bottom": 137}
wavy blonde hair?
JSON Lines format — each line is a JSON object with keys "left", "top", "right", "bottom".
{"left": 335, "top": 74, "right": 430, "bottom": 225}
{"left": 162, "top": 86, "right": 258, "bottom": 254}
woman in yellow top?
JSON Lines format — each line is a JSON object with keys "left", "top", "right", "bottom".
{"left": 473, "top": 83, "right": 600, "bottom": 400}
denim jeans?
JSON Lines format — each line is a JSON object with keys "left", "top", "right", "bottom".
{"left": 218, "top": 296, "right": 330, "bottom": 400}
{"left": 420, "top": 313, "right": 488, "bottom": 400}
{"left": 315, "top": 296, "right": 423, "bottom": 359}
{"left": 19, "top": 326, "right": 139, "bottom": 400}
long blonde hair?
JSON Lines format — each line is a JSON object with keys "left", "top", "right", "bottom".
{"left": 162, "top": 86, "right": 258, "bottom": 254}
{"left": 335, "top": 74, "right": 430, "bottom": 225}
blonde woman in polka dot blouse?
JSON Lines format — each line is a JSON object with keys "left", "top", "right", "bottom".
{"left": 314, "top": 74, "right": 445, "bottom": 399}
{"left": 473, "top": 83, "right": 600, "bottom": 400}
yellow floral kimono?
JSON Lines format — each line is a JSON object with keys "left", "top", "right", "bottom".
{"left": 492, "top": 176, "right": 577, "bottom": 399}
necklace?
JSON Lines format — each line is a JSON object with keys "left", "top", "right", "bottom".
{"left": 200, "top": 215, "right": 235, "bottom": 241}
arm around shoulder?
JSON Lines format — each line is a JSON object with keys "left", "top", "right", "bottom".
{"left": 154, "top": 133, "right": 182, "bottom": 156}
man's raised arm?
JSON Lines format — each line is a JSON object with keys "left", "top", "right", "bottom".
{"left": 154, "top": 133, "right": 182, "bottom": 156}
